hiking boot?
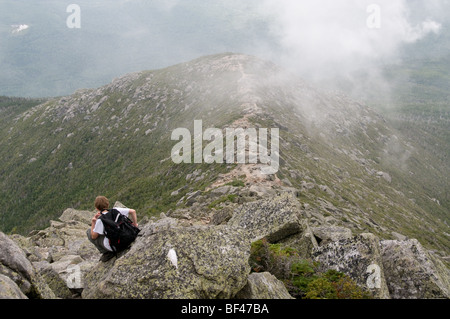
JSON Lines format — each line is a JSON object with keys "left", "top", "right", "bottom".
{"left": 100, "top": 252, "right": 115, "bottom": 262}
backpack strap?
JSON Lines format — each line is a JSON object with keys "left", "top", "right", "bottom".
{"left": 114, "top": 210, "right": 121, "bottom": 222}
{"left": 100, "top": 209, "right": 120, "bottom": 221}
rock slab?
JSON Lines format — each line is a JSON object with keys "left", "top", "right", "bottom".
{"left": 82, "top": 219, "right": 252, "bottom": 299}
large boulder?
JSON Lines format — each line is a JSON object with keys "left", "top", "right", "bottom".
{"left": 277, "top": 219, "right": 319, "bottom": 259}
{"left": 10, "top": 209, "right": 101, "bottom": 298}
{"left": 0, "top": 231, "right": 56, "bottom": 299}
{"left": 0, "top": 274, "right": 27, "bottom": 299}
{"left": 228, "top": 192, "right": 302, "bottom": 243}
{"left": 313, "top": 233, "right": 391, "bottom": 299}
{"left": 28, "top": 212, "right": 97, "bottom": 263}
{"left": 82, "top": 218, "right": 252, "bottom": 299}
{"left": 0, "top": 231, "right": 34, "bottom": 295}
{"left": 59, "top": 208, "right": 92, "bottom": 225}
{"left": 32, "top": 261, "right": 74, "bottom": 299}
{"left": 235, "top": 272, "right": 295, "bottom": 299}
{"left": 380, "top": 239, "right": 450, "bottom": 299}
{"left": 311, "top": 225, "right": 353, "bottom": 246}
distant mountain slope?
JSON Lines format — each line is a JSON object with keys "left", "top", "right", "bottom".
{"left": 0, "top": 53, "right": 448, "bottom": 259}
{"left": 0, "top": 96, "right": 47, "bottom": 120}
{"left": 355, "top": 55, "right": 450, "bottom": 213}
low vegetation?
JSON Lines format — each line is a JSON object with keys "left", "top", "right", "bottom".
{"left": 249, "top": 239, "right": 373, "bottom": 299}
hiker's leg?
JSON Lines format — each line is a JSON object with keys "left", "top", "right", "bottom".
{"left": 86, "top": 229, "right": 109, "bottom": 254}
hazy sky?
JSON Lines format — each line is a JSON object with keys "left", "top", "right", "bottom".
{"left": 0, "top": 0, "right": 448, "bottom": 97}
{"left": 257, "top": 0, "right": 448, "bottom": 100}
{"left": 260, "top": 0, "right": 443, "bottom": 74}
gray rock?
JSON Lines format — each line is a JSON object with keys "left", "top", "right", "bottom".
{"left": 376, "top": 171, "right": 392, "bottom": 183}
{"left": 0, "top": 231, "right": 34, "bottom": 289}
{"left": 278, "top": 219, "right": 318, "bottom": 259}
{"left": 211, "top": 185, "right": 233, "bottom": 195}
{"left": 15, "top": 209, "right": 107, "bottom": 297}
{"left": 300, "top": 181, "right": 315, "bottom": 190}
{"left": 391, "top": 232, "right": 407, "bottom": 241}
{"left": 278, "top": 187, "right": 300, "bottom": 197}
{"left": 59, "top": 208, "right": 92, "bottom": 225}
{"left": 1, "top": 232, "right": 56, "bottom": 299}
{"left": 248, "top": 185, "right": 276, "bottom": 197}
{"left": 313, "top": 233, "right": 391, "bottom": 299}
{"left": 32, "top": 261, "right": 73, "bottom": 299}
{"left": 185, "top": 191, "right": 202, "bottom": 206}
{"left": 235, "top": 272, "right": 294, "bottom": 299}
{"left": 228, "top": 193, "right": 302, "bottom": 243}
{"left": 318, "top": 185, "right": 335, "bottom": 198}
{"left": 311, "top": 226, "right": 353, "bottom": 245}
{"left": 139, "top": 216, "right": 178, "bottom": 237}
{"left": 0, "top": 274, "right": 28, "bottom": 299}
{"left": 210, "top": 207, "right": 234, "bottom": 225}
{"left": 113, "top": 201, "right": 128, "bottom": 209}
{"left": 82, "top": 223, "right": 251, "bottom": 299}
{"left": 380, "top": 239, "right": 450, "bottom": 299}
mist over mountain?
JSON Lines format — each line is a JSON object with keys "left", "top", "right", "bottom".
{"left": 1, "top": 0, "right": 449, "bottom": 102}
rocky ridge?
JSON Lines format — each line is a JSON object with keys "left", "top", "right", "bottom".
{"left": 2, "top": 54, "right": 448, "bottom": 258}
{"left": 1, "top": 183, "right": 448, "bottom": 299}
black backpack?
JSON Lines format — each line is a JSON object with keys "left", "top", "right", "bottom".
{"left": 100, "top": 209, "right": 140, "bottom": 253}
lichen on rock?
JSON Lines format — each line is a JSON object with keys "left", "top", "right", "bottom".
{"left": 82, "top": 218, "right": 252, "bottom": 299}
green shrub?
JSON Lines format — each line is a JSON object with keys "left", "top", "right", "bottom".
{"left": 305, "top": 271, "right": 372, "bottom": 299}
{"left": 225, "top": 179, "right": 245, "bottom": 187}
{"left": 249, "top": 239, "right": 298, "bottom": 278}
{"left": 249, "top": 239, "right": 373, "bottom": 299}
{"left": 208, "top": 194, "right": 237, "bottom": 209}
{"left": 331, "top": 276, "right": 373, "bottom": 299}
{"left": 322, "top": 269, "right": 346, "bottom": 282}
{"left": 289, "top": 260, "right": 319, "bottom": 298}
{"left": 304, "top": 277, "right": 337, "bottom": 299}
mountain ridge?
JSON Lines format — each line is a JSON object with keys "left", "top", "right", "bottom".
{"left": 0, "top": 53, "right": 448, "bottom": 260}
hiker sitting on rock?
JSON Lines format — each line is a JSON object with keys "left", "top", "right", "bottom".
{"left": 87, "top": 196, "right": 139, "bottom": 262}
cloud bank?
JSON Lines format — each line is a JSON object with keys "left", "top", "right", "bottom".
{"left": 258, "top": 0, "right": 443, "bottom": 82}
{"left": 1, "top": 0, "right": 446, "bottom": 97}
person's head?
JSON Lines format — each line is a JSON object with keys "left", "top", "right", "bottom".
{"left": 95, "top": 196, "right": 109, "bottom": 212}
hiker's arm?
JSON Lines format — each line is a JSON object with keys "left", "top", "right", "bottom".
{"left": 129, "top": 209, "right": 138, "bottom": 227}
{"left": 91, "top": 212, "right": 101, "bottom": 239}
